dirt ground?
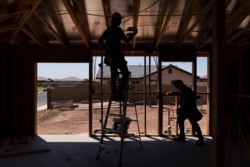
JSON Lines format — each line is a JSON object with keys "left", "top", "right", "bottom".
{"left": 37, "top": 102, "right": 209, "bottom": 136}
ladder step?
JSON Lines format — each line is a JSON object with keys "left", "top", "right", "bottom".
{"left": 99, "top": 144, "right": 118, "bottom": 151}
{"left": 102, "top": 128, "right": 122, "bottom": 134}
{"left": 127, "top": 103, "right": 136, "bottom": 107}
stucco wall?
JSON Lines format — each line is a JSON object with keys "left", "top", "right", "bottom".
{"left": 47, "top": 83, "right": 208, "bottom": 107}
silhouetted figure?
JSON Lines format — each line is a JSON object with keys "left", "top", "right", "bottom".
{"left": 99, "top": 12, "right": 137, "bottom": 100}
{"left": 172, "top": 80, "right": 204, "bottom": 146}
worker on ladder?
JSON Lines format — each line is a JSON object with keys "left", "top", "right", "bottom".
{"left": 99, "top": 12, "right": 138, "bottom": 101}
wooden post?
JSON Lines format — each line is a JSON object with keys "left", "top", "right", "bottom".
{"left": 212, "top": 0, "right": 226, "bottom": 166}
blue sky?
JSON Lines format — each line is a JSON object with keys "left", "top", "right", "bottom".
{"left": 38, "top": 57, "right": 207, "bottom": 79}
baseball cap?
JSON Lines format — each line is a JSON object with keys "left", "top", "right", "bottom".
{"left": 112, "top": 12, "right": 123, "bottom": 20}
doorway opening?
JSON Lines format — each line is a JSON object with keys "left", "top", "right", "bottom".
{"left": 36, "top": 63, "right": 89, "bottom": 135}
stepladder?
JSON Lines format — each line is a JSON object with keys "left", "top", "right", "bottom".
{"left": 96, "top": 73, "right": 142, "bottom": 166}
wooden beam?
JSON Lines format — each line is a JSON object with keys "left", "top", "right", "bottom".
{"left": 132, "top": 0, "right": 141, "bottom": 48}
{"left": 225, "top": 1, "right": 250, "bottom": 39}
{"left": 153, "top": 0, "right": 168, "bottom": 48}
{"left": 26, "top": 16, "right": 48, "bottom": 46}
{"left": 43, "top": 0, "right": 69, "bottom": 47}
{"left": 176, "top": 0, "right": 200, "bottom": 41}
{"left": 102, "top": 0, "right": 112, "bottom": 27}
{"left": 21, "top": 26, "right": 44, "bottom": 47}
{"left": 34, "top": 12, "right": 66, "bottom": 47}
{"left": 62, "top": 0, "right": 90, "bottom": 47}
{"left": 154, "top": 0, "right": 178, "bottom": 49}
{"left": 176, "top": 1, "right": 212, "bottom": 47}
{"left": 227, "top": 24, "right": 250, "bottom": 44}
{"left": 74, "top": 0, "right": 90, "bottom": 44}
{"left": 212, "top": 0, "right": 226, "bottom": 166}
{"left": 197, "top": 0, "right": 245, "bottom": 48}
{"left": 10, "top": 0, "right": 42, "bottom": 41}
{"left": 196, "top": 18, "right": 212, "bottom": 49}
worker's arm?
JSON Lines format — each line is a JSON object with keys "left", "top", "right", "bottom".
{"left": 121, "top": 27, "right": 138, "bottom": 43}
{"left": 98, "top": 33, "right": 107, "bottom": 51}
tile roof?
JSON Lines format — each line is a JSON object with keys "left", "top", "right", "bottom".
{"left": 95, "top": 65, "right": 158, "bottom": 79}
{"left": 95, "top": 64, "right": 196, "bottom": 79}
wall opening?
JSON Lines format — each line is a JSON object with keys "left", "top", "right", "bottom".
{"left": 36, "top": 63, "right": 89, "bottom": 135}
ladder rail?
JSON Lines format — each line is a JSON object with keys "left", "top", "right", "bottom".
{"left": 96, "top": 72, "right": 142, "bottom": 165}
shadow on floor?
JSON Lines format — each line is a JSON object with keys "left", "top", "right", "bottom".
{"left": 0, "top": 135, "right": 249, "bottom": 167}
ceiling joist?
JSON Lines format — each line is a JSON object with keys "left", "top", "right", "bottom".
{"left": 132, "top": 0, "right": 141, "bottom": 48}
{"left": 0, "top": 0, "right": 250, "bottom": 49}
{"left": 154, "top": 0, "right": 178, "bottom": 49}
{"left": 176, "top": 0, "right": 212, "bottom": 47}
{"left": 9, "top": 0, "right": 42, "bottom": 41}
{"left": 62, "top": 0, "right": 90, "bottom": 47}
{"left": 26, "top": 16, "right": 48, "bottom": 46}
{"left": 225, "top": 0, "right": 250, "bottom": 39}
{"left": 153, "top": 0, "right": 168, "bottom": 47}
{"left": 176, "top": 0, "right": 199, "bottom": 41}
{"left": 43, "top": 0, "right": 69, "bottom": 47}
{"left": 74, "top": 0, "right": 90, "bottom": 44}
{"left": 196, "top": 0, "right": 232, "bottom": 48}
{"left": 102, "top": 0, "right": 111, "bottom": 27}
{"left": 34, "top": 11, "right": 66, "bottom": 47}
{"left": 21, "top": 26, "right": 44, "bottom": 47}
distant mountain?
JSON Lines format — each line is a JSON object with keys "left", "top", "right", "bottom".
{"left": 37, "top": 76, "right": 49, "bottom": 81}
{"left": 61, "top": 76, "right": 82, "bottom": 81}
{"left": 38, "top": 76, "right": 83, "bottom": 81}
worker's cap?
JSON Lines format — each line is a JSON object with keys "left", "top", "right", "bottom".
{"left": 112, "top": 12, "right": 123, "bottom": 20}
{"left": 172, "top": 80, "right": 184, "bottom": 86}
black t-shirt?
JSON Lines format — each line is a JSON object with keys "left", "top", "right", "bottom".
{"left": 100, "top": 25, "right": 128, "bottom": 52}
{"left": 179, "top": 85, "right": 197, "bottom": 110}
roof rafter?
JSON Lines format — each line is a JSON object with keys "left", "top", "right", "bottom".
{"left": 176, "top": 0, "right": 212, "bottom": 47}
{"left": 74, "top": 0, "right": 90, "bottom": 43}
{"left": 132, "top": 0, "right": 141, "bottom": 48}
{"left": 62, "top": 0, "right": 90, "bottom": 47}
{"left": 227, "top": 23, "right": 250, "bottom": 44}
{"left": 9, "top": 0, "right": 42, "bottom": 41}
{"left": 195, "top": 17, "right": 212, "bottom": 49}
{"left": 153, "top": 0, "right": 168, "bottom": 48}
{"left": 176, "top": 0, "right": 199, "bottom": 41}
{"left": 26, "top": 16, "right": 48, "bottom": 46}
{"left": 225, "top": 0, "right": 250, "bottom": 39}
{"left": 21, "top": 26, "right": 44, "bottom": 47}
{"left": 43, "top": 0, "right": 69, "bottom": 47}
{"left": 34, "top": 11, "right": 66, "bottom": 47}
{"left": 196, "top": 0, "right": 231, "bottom": 48}
{"left": 153, "top": 0, "right": 178, "bottom": 49}
{"left": 102, "top": 0, "right": 111, "bottom": 27}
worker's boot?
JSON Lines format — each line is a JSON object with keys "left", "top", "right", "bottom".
{"left": 196, "top": 136, "right": 204, "bottom": 146}
{"left": 174, "top": 134, "right": 186, "bottom": 142}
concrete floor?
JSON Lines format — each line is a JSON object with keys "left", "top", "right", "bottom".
{"left": 0, "top": 134, "right": 249, "bottom": 167}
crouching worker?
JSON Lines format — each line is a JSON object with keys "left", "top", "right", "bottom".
{"left": 172, "top": 80, "right": 204, "bottom": 146}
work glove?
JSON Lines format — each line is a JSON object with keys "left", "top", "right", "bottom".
{"left": 127, "top": 27, "right": 138, "bottom": 35}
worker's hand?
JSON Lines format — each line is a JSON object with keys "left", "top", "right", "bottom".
{"left": 132, "top": 27, "right": 138, "bottom": 35}
{"left": 127, "top": 27, "right": 138, "bottom": 35}
{"left": 127, "top": 33, "right": 134, "bottom": 38}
